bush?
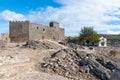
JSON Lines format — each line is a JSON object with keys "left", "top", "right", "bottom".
{"left": 110, "top": 49, "right": 118, "bottom": 57}
{"left": 79, "top": 27, "right": 100, "bottom": 45}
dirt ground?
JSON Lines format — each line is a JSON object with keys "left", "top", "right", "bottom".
{"left": 0, "top": 41, "right": 119, "bottom": 80}
{"left": 0, "top": 42, "right": 71, "bottom": 80}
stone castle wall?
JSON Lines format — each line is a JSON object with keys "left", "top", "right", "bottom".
{"left": 9, "top": 21, "right": 29, "bottom": 42}
{"left": 9, "top": 21, "right": 64, "bottom": 42}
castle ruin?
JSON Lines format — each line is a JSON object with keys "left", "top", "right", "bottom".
{"left": 9, "top": 21, "right": 65, "bottom": 42}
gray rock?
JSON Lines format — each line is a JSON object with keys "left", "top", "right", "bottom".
{"left": 91, "top": 67, "right": 109, "bottom": 80}
{"left": 23, "top": 40, "right": 61, "bottom": 50}
{"left": 40, "top": 48, "right": 120, "bottom": 80}
{"left": 106, "top": 61, "right": 117, "bottom": 71}
{"left": 96, "top": 58, "right": 120, "bottom": 72}
{"left": 110, "top": 70, "right": 120, "bottom": 80}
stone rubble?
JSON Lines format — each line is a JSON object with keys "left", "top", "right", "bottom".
{"left": 23, "top": 40, "right": 63, "bottom": 50}
{"left": 40, "top": 49, "right": 120, "bottom": 80}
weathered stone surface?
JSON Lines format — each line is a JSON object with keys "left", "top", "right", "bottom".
{"left": 41, "top": 49, "right": 95, "bottom": 80}
{"left": 9, "top": 21, "right": 64, "bottom": 42}
{"left": 96, "top": 58, "right": 120, "bottom": 71}
{"left": 23, "top": 40, "right": 63, "bottom": 50}
{"left": 40, "top": 49, "right": 120, "bottom": 80}
{"left": 58, "top": 41, "right": 80, "bottom": 49}
{"left": 110, "top": 70, "right": 120, "bottom": 80}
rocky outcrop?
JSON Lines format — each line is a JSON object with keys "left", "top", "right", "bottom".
{"left": 23, "top": 40, "right": 62, "bottom": 50}
{"left": 58, "top": 41, "right": 80, "bottom": 49}
{"left": 41, "top": 49, "right": 120, "bottom": 80}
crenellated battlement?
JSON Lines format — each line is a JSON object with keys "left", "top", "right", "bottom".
{"left": 9, "top": 20, "right": 30, "bottom": 24}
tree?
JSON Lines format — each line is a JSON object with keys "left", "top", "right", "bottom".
{"left": 79, "top": 27, "right": 100, "bottom": 46}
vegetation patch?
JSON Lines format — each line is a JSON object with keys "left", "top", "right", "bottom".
{"left": 110, "top": 49, "right": 118, "bottom": 57}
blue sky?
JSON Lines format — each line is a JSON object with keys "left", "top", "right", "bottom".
{"left": 1, "top": 0, "right": 120, "bottom": 36}
{"left": 0, "top": 0, "right": 61, "bottom": 14}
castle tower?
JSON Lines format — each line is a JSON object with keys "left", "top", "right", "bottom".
{"left": 9, "top": 20, "right": 29, "bottom": 42}
{"left": 49, "top": 22, "right": 59, "bottom": 28}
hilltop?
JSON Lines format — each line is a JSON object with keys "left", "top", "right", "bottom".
{"left": 0, "top": 39, "right": 119, "bottom": 80}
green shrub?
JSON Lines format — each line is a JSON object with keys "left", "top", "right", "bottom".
{"left": 110, "top": 49, "right": 118, "bottom": 57}
{"left": 79, "top": 27, "right": 100, "bottom": 45}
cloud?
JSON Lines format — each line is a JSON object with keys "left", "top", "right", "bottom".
{"left": 1, "top": 0, "right": 120, "bottom": 36}
{"left": 0, "top": 10, "right": 26, "bottom": 21}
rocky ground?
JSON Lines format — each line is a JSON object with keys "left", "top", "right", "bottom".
{"left": 40, "top": 49, "right": 120, "bottom": 80}
{"left": 0, "top": 40, "right": 119, "bottom": 80}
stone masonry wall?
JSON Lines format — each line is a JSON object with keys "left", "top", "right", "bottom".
{"left": 29, "top": 23, "right": 64, "bottom": 40}
{"left": 9, "top": 21, "right": 64, "bottom": 42}
{"left": 9, "top": 21, "right": 29, "bottom": 42}
{"left": 29, "top": 23, "right": 51, "bottom": 40}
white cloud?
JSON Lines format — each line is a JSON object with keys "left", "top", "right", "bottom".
{"left": 1, "top": 0, "right": 120, "bottom": 36}
{"left": 0, "top": 10, "right": 26, "bottom": 21}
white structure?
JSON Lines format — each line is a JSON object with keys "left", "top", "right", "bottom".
{"left": 98, "top": 37, "right": 107, "bottom": 47}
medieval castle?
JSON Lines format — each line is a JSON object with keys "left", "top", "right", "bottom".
{"left": 9, "top": 21, "right": 65, "bottom": 42}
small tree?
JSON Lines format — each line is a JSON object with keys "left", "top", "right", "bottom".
{"left": 79, "top": 27, "right": 100, "bottom": 46}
